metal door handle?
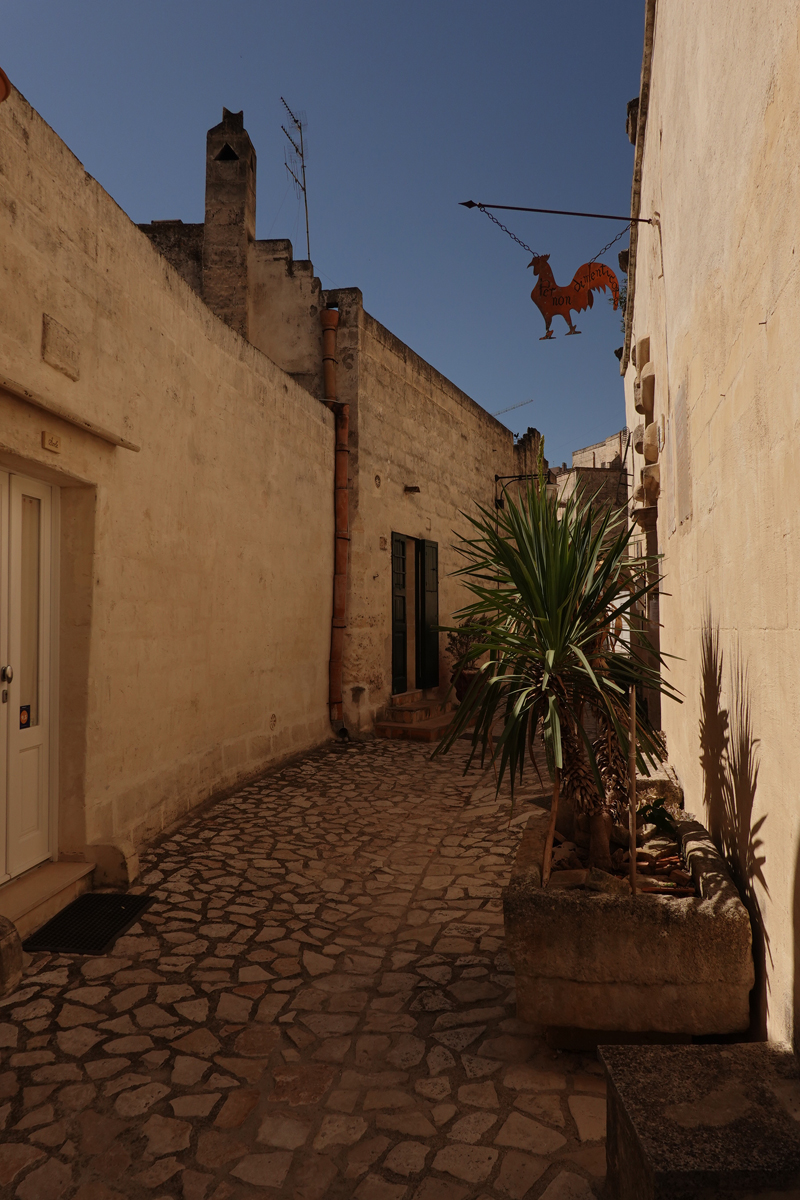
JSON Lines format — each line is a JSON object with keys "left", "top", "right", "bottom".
{"left": 1, "top": 665, "right": 12, "bottom": 683}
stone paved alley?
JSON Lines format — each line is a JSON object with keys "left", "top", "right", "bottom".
{"left": 0, "top": 740, "right": 606, "bottom": 1200}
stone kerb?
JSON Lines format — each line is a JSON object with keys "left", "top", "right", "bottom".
{"left": 503, "top": 809, "right": 754, "bottom": 1035}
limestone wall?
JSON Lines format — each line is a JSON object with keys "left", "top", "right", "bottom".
{"left": 0, "top": 88, "right": 334, "bottom": 862}
{"left": 334, "top": 296, "right": 516, "bottom": 732}
{"left": 137, "top": 105, "right": 521, "bottom": 742}
{"left": 248, "top": 241, "right": 324, "bottom": 398}
{"left": 624, "top": 0, "right": 800, "bottom": 1044}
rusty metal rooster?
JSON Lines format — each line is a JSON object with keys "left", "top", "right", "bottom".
{"left": 529, "top": 254, "right": 619, "bottom": 339}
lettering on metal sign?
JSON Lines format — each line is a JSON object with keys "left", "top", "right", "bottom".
{"left": 529, "top": 254, "right": 619, "bottom": 339}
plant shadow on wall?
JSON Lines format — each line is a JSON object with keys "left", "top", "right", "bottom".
{"left": 700, "top": 613, "right": 770, "bottom": 1038}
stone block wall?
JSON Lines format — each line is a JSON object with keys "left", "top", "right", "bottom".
{"left": 0, "top": 88, "right": 335, "bottom": 862}
{"left": 249, "top": 240, "right": 324, "bottom": 397}
{"left": 338, "top": 300, "right": 516, "bottom": 732}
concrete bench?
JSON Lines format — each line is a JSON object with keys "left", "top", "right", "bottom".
{"left": 600, "top": 1043, "right": 800, "bottom": 1199}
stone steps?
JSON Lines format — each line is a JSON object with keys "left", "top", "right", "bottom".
{"left": 375, "top": 698, "right": 453, "bottom": 725}
{"left": 374, "top": 688, "right": 458, "bottom": 741}
{"left": 374, "top": 707, "right": 456, "bottom": 742}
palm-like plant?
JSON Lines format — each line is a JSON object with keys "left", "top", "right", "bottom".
{"left": 436, "top": 481, "right": 680, "bottom": 882}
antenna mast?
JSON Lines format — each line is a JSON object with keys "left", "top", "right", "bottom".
{"left": 281, "top": 97, "right": 310, "bottom": 261}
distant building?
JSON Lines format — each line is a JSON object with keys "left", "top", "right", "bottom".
{"left": 555, "top": 428, "right": 630, "bottom": 514}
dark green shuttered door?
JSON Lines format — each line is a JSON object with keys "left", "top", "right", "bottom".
{"left": 416, "top": 540, "right": 439, "bottom": 689}
{"left": 391, "top": 533, "right": 407, "bottom": 695}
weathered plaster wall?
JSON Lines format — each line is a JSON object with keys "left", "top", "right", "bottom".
{"left": 624, "top": 0, "right": 800, "bottom": 1045}
{"left": 0, "top": 89, "right": 334, "bottom": 863}
{"left": 338, "top": 300, "right": 515, "bottom": 732}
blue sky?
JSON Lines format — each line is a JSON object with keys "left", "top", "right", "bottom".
{"left": 4, "top": 1, "right": 646, "bottom": 466}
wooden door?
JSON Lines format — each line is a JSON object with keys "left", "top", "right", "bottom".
{"left": 391, "top": 533, "right": 407, "bottom": 695}
{"left": 5, "top": 474, "right": 52, "bottom": 879}
{"left": 415, "top": 539, "right": 439, "bottom": 689}
{"left": 0, "top": 472, "right": 7, "bottom": 884}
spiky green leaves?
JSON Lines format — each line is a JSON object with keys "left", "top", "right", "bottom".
{"left": 436, "top": 480, "right": 681, "bottom": 802}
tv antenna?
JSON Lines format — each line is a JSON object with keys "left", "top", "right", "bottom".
{"left": 281, "top": 97, "right": 310, "bottom": 261}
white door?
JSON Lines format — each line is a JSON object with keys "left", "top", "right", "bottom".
{"left": 0, "top": 472, "right": 53, "bottom": 882}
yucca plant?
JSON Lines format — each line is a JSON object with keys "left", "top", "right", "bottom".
{"left": 436, "top": 480, "right": 680, "bottom": 882}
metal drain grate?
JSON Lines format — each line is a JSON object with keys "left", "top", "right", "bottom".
{"left": 22, "top": 892, "right": 153, "bottom": 955}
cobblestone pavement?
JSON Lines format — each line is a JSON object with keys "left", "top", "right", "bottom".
{"left": 0, "top": 740, "right": 606, "bottom": 1200}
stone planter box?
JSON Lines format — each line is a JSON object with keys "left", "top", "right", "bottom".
{"left": 503, "top": 808, "right": 754, "bottom": 1035}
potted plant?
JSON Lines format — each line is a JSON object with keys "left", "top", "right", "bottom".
{"left": 446, "top": 618, "right": 487, "bottom": 703}
{"left": 436, "top": 482, "right": 754, "bottom": 1036}
{"left": 437, "top": 478, "right": 674, "bottom": 878}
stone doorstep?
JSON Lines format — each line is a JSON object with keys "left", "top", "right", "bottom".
{"left": 0, "top": 859, "right": 95, "bottom": 940}
{"left": 374, "top": 712, "right": 455, "bottom": 742}
{"left": 600, "top": 1043, "right": 800, "bottom": 1200}
{"left": 377, "top": 700, "right": 453, "bottom": 725}
{"left": 375, "top": 699, "right": 477, "bottom": 743}
{"left": 389, "top": 688, "right": 440, "bottom": 706}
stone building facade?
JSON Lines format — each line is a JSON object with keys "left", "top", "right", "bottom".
{"left": 140, "top": 108, "right": 518, "bottom": 735}
{"left": 0, "top": 95, "right": 337, "bottom": 906}
{"left": 622, "top": 0, "right": 800, "bottom": 1047}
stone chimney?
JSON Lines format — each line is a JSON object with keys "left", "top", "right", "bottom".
{"left": 202, "top": 108, "right": 256, "bottom": 338}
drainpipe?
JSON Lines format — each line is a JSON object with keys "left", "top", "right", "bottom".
{"left": 321, "top": 304, "right": 349, "bottom": 738}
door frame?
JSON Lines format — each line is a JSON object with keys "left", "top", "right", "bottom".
{"left": 0, "top": 472, "right": 7, "bottom": 883}
{"left": 390, "top": 532, "right": 407, "bottom": 695}
{"left": 0, "top": 470, "right": 60, "bottom": 885}
{"left": 414, "top": 538, "right": 439, "bottom": 690}
{"left": 390, "top": 532, "right": 439, "bottom": 696}
{"left": 49, "top": 482, "right": 60, "bottom": 872}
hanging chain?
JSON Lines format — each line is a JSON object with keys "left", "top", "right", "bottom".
{"left": 476, "top": 203, "right": 629, "bottom": 266}
{"left": 588, "top": 222, "right": 631, "bottom": 264}
{"left": 476, "top": 205, "right": 539, "bottom": 256}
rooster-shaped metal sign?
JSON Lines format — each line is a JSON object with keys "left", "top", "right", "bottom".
{"left": 529, "top": 254, "right": 619, "bottom": 339}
